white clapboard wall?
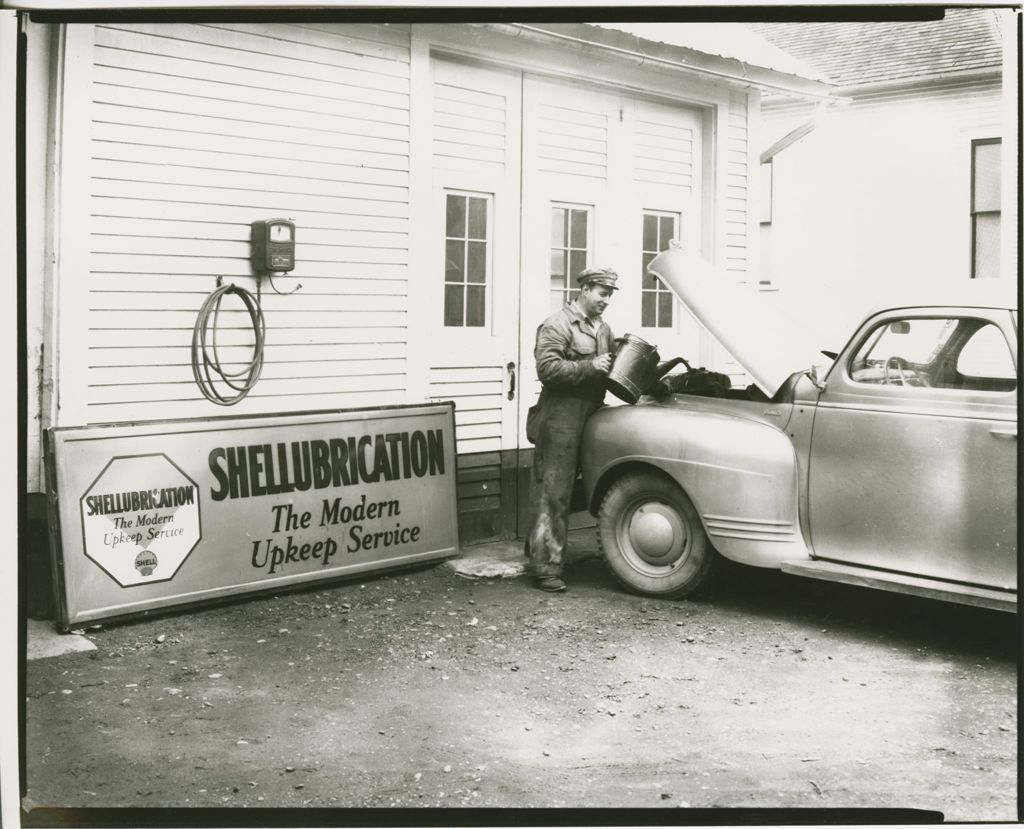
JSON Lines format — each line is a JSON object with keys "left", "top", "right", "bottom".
{"left": 725, "top": 89, "right": 752, "bottom": 282}
{"left": 66, "top": 22, "right": 413, "bottom": 425}
{"left": 716, "top": 89, "right": 754, "bottom": 385}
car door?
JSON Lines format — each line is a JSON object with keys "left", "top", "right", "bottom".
{"left": 806, "top": 307, "right": 1017, "bottom": 590}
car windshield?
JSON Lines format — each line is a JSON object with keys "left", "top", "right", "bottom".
{"left": 861, "top": 318, "right": 956, "bottom": 365}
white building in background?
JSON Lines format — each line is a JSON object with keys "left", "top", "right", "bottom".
{"left": 747, "top": 9, "right": 1018, "bottom": 338}
{"left": 21, "top": 18, "right": 831, "bottom": 549}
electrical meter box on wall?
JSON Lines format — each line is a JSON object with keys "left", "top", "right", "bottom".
{"left": 250, "top": 219, "right": 296, "bottom": 272}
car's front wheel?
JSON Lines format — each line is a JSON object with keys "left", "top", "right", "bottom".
{"left": 597, "top": 471, "right": 716, "bottom": 598}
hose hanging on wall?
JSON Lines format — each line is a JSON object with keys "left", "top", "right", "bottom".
{"left": 191, "top": 281, "right": 267, "bottom": 406}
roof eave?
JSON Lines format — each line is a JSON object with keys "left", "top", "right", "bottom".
{"left": 494, "top": 22, "right": 838, "bottom": 102}
{"left": 762, "top": 65, "right": 1000, "bottom": 108}
{"left": 834, "top": 66, "right": 1002, "bottom": 96}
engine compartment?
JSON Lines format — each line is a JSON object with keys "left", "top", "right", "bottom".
{"left": 652, "top": 367, "right": 805, "bottom": 405}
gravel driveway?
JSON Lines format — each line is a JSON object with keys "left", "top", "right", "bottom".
{"left": 23, "top": 537, "right": 1017, "bottom": 822}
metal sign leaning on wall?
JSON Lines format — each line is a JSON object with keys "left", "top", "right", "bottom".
{"left": 45, "top": 403, "right": 460, "bottom": 632}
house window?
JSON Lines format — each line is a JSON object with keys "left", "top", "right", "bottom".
{"left": 641, "top": 211, "right": 679, "bottom": 328}
{"left": 550, "top": 205, "right": 591, "bottom": 313}
{"left": 444, "top": 192, "right": 490, "bottom": 327}
{"left": 971, "top": 139, "right": 1001, "bottom": 279}
{"left": 759, "top": 161, "right": 774, "bottom": 288}
{"left": 759, "top": 161, "right": 773, "bottom": 225}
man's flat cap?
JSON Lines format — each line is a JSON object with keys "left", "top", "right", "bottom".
{"left": 578, "top": 267, "right": 618, "bottom": 290}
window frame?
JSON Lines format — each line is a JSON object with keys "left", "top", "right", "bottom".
{"left": 970, "top": 137, "right": 1001, "bottom": 280}
{"left": 442, "top": 189, "right": 494, "bottom": 329}
{"left": 758, "top": 160, "right": 773, "bottom": 226}
{"left": 640, "top": 209, "right": 680, "bottom": 329}
{"left": 548, "top": 202, "right": 594, "bottom": 313}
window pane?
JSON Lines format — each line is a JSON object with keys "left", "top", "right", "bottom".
{"left": 569, "top": 250, "right": 587, "bottom": 283}
{"left": 850, "top": 317, "right": 957, "bottom": 383}
{"left": 466, "top": 285, "right": 485, "bottom": 327}
{"left": 446, "top": 195, "right": 466, "bottom": 237}
{"left": 878, "top": 318, "right": 955, "bottom": 364}
{"left": 642, "top": 253, "right": 656, "bottom": 288}
{"left": 570, "top": 210, "right": 588, "bottom": 248}
{"left": 445, "top": 240, "right": 465, "bottom": 282}
{"left": 957, "top": 324, "right": 1015, "bottom": 385}
{"left": 550, "top": 274, "right": 566, "bottom": 293}
{"left": 641, "top": 292, "right": 656, "bottom": 327}
{"left": 759, "top": 161, "right": 773, "bottom": 224}
{"left": 551, "top": 208, "right": 567, "bottom": 247}
{"left": 550, "top": 290, "right": 567, "bottom": 314}
{"left": 466, "top": 241, "right": 487, "bottom": 284}
{"left": 467, "top": 197, "right": 487, "bottom": 239}
{"left": 444, "top": 285, "right": 464, "bottom": 327}
{"left": 974, "top": 213, "right": 1000, "bottom": 279}
{"left": 642, "top": 214, "right": 657, "bottom": 251}
{"left": 657, "top": 292, "right": 673, "bottom": 327}
{"left": 973, "top": 141, "right": 1001, "bottom": 213}
{"left": 550, "top": 249, "right": 566, "bottom": 277}
{"left": 658, "top": 216, "right": 675, "bottom": 250}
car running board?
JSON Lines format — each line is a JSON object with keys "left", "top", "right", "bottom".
{"left": 780, "top": 559, "right": 1016, "bottom": 613}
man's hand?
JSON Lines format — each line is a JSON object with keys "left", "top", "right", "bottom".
{"left": 591, "top": 353, "right": 613, "bottom": 374}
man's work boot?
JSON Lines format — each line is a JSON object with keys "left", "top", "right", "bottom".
{"left": 536, "top": 576, "right": 566, "bottom": 593}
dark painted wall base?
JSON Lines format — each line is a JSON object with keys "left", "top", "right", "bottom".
{"left": 23, "top": 492, "right": 54, "bottom": 621}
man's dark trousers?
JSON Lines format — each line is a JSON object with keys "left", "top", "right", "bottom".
{"left": 527, "top": 393, "right": 599, "bottom": 579}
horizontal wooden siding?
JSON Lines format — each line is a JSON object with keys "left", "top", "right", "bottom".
{"left": 79, "top": 22, "right": 412, "bottom": 422}
{"left": 725, "top": 89, "right": 751, "bottom": 282}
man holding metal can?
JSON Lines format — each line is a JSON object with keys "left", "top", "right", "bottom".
{"left": 525, "top": 267, "right": 618, "bottom": 592}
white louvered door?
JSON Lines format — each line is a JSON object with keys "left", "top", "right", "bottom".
{"left": 519, "top": 77, "right": 627, "bottom": 448}
{"left": 519, "top": 77, "right": 704, "bottom": 446}
{"left": 425, "top": 57, "right": 522, "bottom": 457}
{"left": 626, "top": 96, "right": 704, "bottom": 370}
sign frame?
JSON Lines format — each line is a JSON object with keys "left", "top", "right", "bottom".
{"left": 45, "top": 402, "right": 460, "bottom": 632}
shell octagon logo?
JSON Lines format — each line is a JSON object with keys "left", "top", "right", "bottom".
{"left": 80, "top": 454, "right": 202, "bottom": 587}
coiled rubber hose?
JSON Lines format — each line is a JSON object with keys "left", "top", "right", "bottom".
{"left": 191, "top": 283, "right": 266, "bottom": 406}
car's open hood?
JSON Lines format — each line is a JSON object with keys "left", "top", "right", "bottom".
{"left": 647, "top": 246, "right": 831, "bottom": 398}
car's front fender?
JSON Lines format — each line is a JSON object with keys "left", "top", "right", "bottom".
{"left": 581, "top": 403, "right": 811, "bottom": 568}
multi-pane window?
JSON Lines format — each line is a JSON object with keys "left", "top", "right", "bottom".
{"left": 971, "top": 139, "right": 1001, "bottom": 280}
{"left": 444, "top": 192, "right": 489, "bottom": 327}
{"left": 759, "top": 161, "right": 773, "bottom": 225}
{"left": 758, "top": 161, "right": 774, "bottom": 288}
{"left": 550, "top": 205, "right": 590, "bottom": 313}
{"left": 641, "top": 211, "right": 679, "bottom": 328}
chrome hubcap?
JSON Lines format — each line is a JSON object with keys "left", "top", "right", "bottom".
{"left": 624, "top": 501, "right": 687, "bottom": 569}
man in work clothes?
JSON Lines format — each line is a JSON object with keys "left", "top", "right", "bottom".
{"left": 526, "top": 267, "right": 618, "bottom": 592}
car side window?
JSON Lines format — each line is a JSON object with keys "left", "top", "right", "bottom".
{"left": 849, "top": 315, "right": 1016, "bottom": 393}
{"left": 955, "top": 324, "right": 1016, "bottom": 391}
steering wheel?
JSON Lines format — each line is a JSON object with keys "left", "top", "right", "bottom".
{"left": 883, "top": 356, "right": 930, "bottom": 387}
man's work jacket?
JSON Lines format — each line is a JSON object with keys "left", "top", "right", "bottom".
{"left": 533, "top": 302, "right": 616, "bottom": 406}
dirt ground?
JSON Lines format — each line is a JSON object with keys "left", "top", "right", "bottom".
{"left": 22, "top": 537, "right": 1018, "bottom": 821}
